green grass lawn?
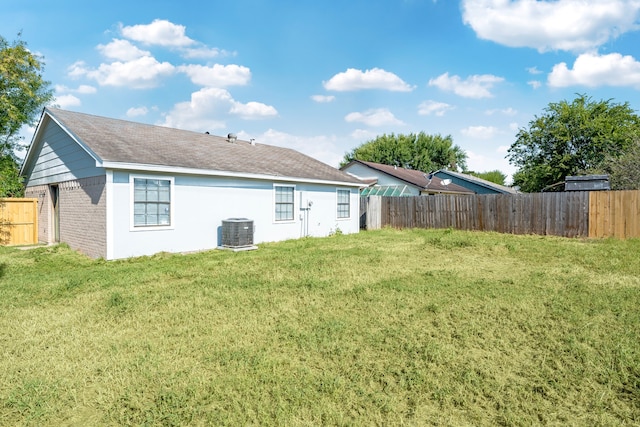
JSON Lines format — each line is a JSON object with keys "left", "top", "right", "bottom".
{"left": 1, "top": 228, "right": 639, "bottom": 426}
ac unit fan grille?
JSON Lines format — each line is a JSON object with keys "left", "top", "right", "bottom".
{"left": 221, "top": 218, "right": 254, "bottom": 248}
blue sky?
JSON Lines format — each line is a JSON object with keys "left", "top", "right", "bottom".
{"left": 4, "top": 1, "right": 640, "bottom": 180}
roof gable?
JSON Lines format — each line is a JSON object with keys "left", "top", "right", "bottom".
{"left": 342, "top": 160, "right": 473, "bottom": 194}
{"left": 22, "top": 108, "right": 361, "bottom": 186}
{"left": 20, "top": 113, "right": 102, "bottom": 186}
{"left": 434, "top": 170, "right": 518, "bottom": 194}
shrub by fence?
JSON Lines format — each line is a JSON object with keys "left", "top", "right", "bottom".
{"left": 361, "top": 190, "right": 640, "bottom": 239}
{"left": 0, "top": 198, "right": 38, "bottom": 246}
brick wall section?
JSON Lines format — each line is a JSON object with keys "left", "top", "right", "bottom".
{"left": 59, "top": 176, "right": 107, "bottom": 258}
{"left": 24, "top": 184, "right": 52, "bottom": 244}
{"left": 25, "top": 176, "right": 107, "bottom": 258}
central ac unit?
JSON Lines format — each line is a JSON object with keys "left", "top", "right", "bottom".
{"left": 221, "top": 218, "right": 254, "bottom": 248}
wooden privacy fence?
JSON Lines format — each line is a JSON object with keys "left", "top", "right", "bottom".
{"left": 589, "top": 190, "right": 640, "bottom": 238}
{"left": 361, "top": 190, "right": 640, "bottom": 239}
{"left": 0, "top": 198, "right": 38, "bottom": 246}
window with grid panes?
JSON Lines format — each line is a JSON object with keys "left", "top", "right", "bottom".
{"left": 275, "top": 186, "right": 294, "bottom": 221}
{"left": 337, "top": 189, "right": 350, "bottom": 218}
{"left": 133, "top": 178, "right": 171, "bottom": 226}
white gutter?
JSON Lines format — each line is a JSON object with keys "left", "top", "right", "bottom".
{"left": 100, "top": 161, "right": 363, "bottom": 187}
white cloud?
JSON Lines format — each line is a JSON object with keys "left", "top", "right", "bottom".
{"left": 178, "top": 64, "right": 251, "bottom": 87}
{"left": 429, "top": 72, "right": 503, "bottom": 98}
{"left": 418, "top": 100, "right": 454, "bottom": 116}
{"left": 257, "top": 129, "right": 344, "bottom": 167}
{"left": 67, "top": 61, "right": 89, "bottom": 78}
{"left": 120, "top": 19, "right": 195, "bottom": 47}
{"left": 345, "top": 108, "right": 404, "bottom": 127}
{"left": 119, "top": 19, "right": 230, "bottom": 59}
{"left": 126, "top": 107, "right": 149, "bottom": 117}
{"left": 465, "top": 149, "right": 516, "bottom": 182}
{"left": 229, "top": 101, "right": 278, "bottom": 119}
{"left": 161, "top": 87, "right": 231, "bottom": 131}
{"left": 462, "top": 0, "right": 640, "bottom": 53}
{"left": 55, "top": 84, "right": 97, "bottom": 94}
{"left": 350, "top": 129, "right": 377, "bottom": 141}
{"left": 548, "top": 52, "right": 640, "bottom": 88}
{"left": 55, "top": 94, "right": 81, "bottom": 109}
{"left": 97, "top": 39, "right": 150, "bottom": 61}
{"left": 509, "top": 122, "right": 520, "bottom": 132}
{"left": 76, "top": 85, "right": 97, "bottom": 94}
{"left": 324, "top": 68, "right": 415, "bottom": 92}
{"left": 528, "top": 80, "right": 542, "bottom": 89}
{"left": 161, "top": 87, "right": 277, "bottom": 130}
{"left": 527, "top": 66, "right": 543, "bottom": 75}
{"left": 53, "top": 83, "right": 97, "bottom": 108}
{"left": 311, "top": 95, "right": 336, "bottom": 103}
{"left": 485, "top": 107, "right": 517, "bottom": 116}
{"left": 182, "top": 46, "right": 231, "bottom": 59}
{"left": 78, "top": 56, "right": 175, "bottom": 89}
{"left": 461, "top": 125, "right": 500, "bottom": 139}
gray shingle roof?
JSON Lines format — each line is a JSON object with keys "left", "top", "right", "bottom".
{"left": 44, "top": 108, "right": 361, "bottom": 184}
{"left": 344, "top": 160, "right": 474, "bottom": 194}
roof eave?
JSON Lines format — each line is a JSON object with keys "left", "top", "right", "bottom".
{"left": 421, "top": 190, "right": 475, "bottom": 195}
{"left": 101, "top": 162, "right": 363, "bottom": 187}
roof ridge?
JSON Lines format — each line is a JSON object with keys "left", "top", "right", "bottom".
{"left": 27, "top": 108, "right": 362, "bottom": 185}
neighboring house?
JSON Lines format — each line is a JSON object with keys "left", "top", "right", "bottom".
{"left": 341, "top": 160, "right": 474, "bottom": 196}
{"left": 432, "top": 170, "right": 518, "bottom": 195}
{"left": 20, "top": 108, "right": 362, "bottom": 259}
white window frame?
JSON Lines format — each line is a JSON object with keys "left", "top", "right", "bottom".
{"left": 336, "top": 188, "right": 351, "bottom": 220}
{"left": 274, "top": 184, "right": 296, "bottom": 223}
{"left": 130, "top": 175, "right": 175, "bottom": 231}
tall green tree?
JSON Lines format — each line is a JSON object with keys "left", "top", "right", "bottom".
{"left": 507, "top": 94, "right": 640, "bottom": 192}
{"left": 467, "top": 170, "right": 507, "bottom": 186}
{"left": 341, "top": 132, "right": 467, "bottom": 172}
{"left": 0, "top": 155, "right": 24, "bottom": 197}
{"left": 602, "top": 139, "right": 640, "bottom": 190}
{"left": 0, "top": 33, "right": 53, "bottom": 197}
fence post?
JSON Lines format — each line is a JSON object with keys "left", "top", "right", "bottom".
{"left": 366, "top": 196, "right": 382, "bottom": 230}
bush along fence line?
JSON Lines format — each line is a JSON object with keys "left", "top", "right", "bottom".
{"left": 360, "top": 190, "right": 640, "bottom": 239}
{"left": 0, "top": 198, "right": 39, "bottom": 246}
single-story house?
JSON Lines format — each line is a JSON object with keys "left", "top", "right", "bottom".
{"left": 340, "top": 160, "right": 474, "bottom": 196}
{"left": 20, "top": 108, "right": 363, "bottom": 259}
{"left": 432, "top": 170, "right": 518, "bottom": 195}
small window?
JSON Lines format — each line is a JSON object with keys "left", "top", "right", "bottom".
{"left": 337, "top": 189, "right": 350, "bottom": 219}
{"left": 275, "top": 186, "right": 295, "bottom": 221}
{"left": 133, "top": 178, "right": 171, "bottom": 227}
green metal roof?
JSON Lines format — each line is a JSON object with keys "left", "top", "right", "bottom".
{"left": 360, "top": 185, "right": 411, "bottom": 197}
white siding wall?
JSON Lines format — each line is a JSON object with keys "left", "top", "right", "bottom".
{"left": 107, "top": 171, "right": 359, "bottom": 259}
{"left": 24, "top": 120, "right": 102, "bottom": 186}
